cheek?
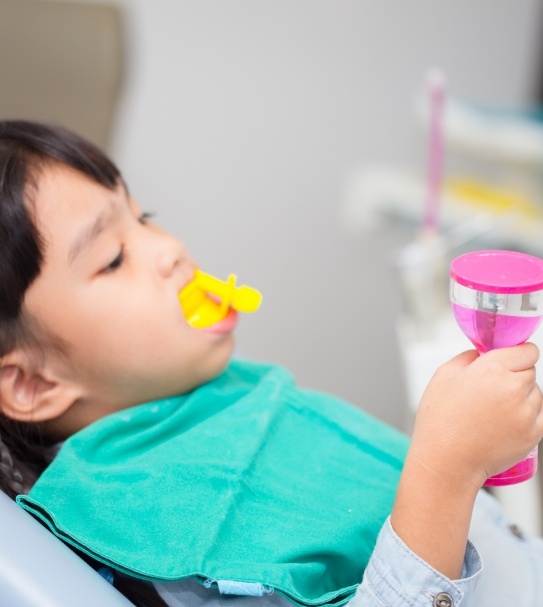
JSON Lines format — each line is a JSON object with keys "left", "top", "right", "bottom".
{"left": 43, "top": 300, "right": 160, "bottom": 365}
{"left": 87, "top": 304, "right": 199, "bottom": 365}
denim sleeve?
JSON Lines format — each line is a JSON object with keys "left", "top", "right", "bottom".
{"left": 346, "top": 517, "right": 482, "bottom": 607}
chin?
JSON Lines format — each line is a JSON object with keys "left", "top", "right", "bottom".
{"left": 202, "top": 345, "right": 234, "bottom": 383}
{"left": 211, "top": 336, "right": 236, "bottom": 372}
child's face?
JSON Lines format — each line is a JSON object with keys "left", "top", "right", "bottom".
{"left": 23, "top": 163, "right": 235, "bottom": 432}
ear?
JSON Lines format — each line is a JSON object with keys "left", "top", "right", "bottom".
{"left": 0, "top": 350, "right": 80, "bottom": 423}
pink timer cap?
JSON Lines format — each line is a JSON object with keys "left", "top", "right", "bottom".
{"left": 450, "top": 250, "right": 543, "bottom": 294}
{"left": 450, "top": 249, "right": 543, "bottom": 347}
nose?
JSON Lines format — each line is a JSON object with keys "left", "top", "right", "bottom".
{"left": 154, "top": 229, "right": 189, "bottom": 279}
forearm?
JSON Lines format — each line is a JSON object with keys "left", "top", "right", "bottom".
{"left": 390, "top": 449, "right": 480, "bottom": 580}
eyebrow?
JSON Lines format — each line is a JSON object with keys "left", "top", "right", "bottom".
{"left": 67, "top": 203, "right": 115, "bottom": 266}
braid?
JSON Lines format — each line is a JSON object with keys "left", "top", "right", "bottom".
{"left": 0, "top": 433, "right": 24, "bottom": 496}
{"left": 0, "top": 415, "right": 51, "bottom": 499}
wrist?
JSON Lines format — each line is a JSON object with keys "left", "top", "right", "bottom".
{"left": 406, "top": 436, "right": 488, "bottom": 493}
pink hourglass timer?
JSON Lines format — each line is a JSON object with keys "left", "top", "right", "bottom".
{"left": 450, "top": 250, "right": 543, "bottom": 486}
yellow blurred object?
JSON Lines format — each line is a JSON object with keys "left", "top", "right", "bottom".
{"left": 179, "top": 270, "right": 262, "bottom": 328}
{"left": 446, "top": 178, "right": 543, "bottom": 220}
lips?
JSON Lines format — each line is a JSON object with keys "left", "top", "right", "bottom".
{"left": 200, "top": 308, "right": 238, "bottom": 334}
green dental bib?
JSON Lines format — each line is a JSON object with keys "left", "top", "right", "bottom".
{"left": 18, "top": 360, "right": 409, "bottom": 606}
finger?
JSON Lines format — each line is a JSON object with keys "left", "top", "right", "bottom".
{"left": 525, "top": 367, "right": 538, "bottom": 392}
{"left": 527, "top": 382, "right": 543, "bottom": 415}
{"left": 489, "top": 342, "right": 540, "bottom": 372}
{"left": 534, "top": 398, "right": 543, "bottom": 441}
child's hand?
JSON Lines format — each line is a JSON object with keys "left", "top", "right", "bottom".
{"left": 410, "top": 343, "right": 543, "bottom": 491}
{"left": 391, "top": 344, "right": 543, "bottom": 579}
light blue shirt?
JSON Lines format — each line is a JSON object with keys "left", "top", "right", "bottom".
{"left": 353, "top": 516, "right": 481, "bottom": 606}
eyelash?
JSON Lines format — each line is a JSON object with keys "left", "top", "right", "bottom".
{"left": 103, "top": 247, "right": 126, "bottom": 273}
{"left": 138, "top": 211, "right": 155, "bottom": 224}
{"left": 102, "top": 211, "right": 155, "bottom": 273}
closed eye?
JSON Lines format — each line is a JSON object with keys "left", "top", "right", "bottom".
{"left": 100, "top": 211, "right": 154, "bottom": 274}
{"left": 102, "top": 246, "right": 126, "bottom": 273}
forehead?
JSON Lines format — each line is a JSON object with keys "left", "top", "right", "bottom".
{"left": 32, "top": 163, "right": 123, "bottom": 253}
{"left": 34, "top": 163, "right": 112, "bottom": 222}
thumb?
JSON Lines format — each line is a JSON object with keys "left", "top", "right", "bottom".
{"left": 437, "top": 349, "right": 479, "bottom": 379}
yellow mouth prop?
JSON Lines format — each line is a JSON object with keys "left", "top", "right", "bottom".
{"left": 179, "top": 270, "right": 262, "bottom": 329}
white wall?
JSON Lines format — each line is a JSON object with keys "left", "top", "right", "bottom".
{"left": 107, "top": 0, "right": 542, "bottom": 428}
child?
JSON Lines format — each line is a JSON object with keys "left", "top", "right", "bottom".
{"left": 0, "top": 120, "right": 542, "bottom": 607}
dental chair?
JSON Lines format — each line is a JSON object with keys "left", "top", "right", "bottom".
{"left": 0, "top": 0, "right": 124, "bottom": 151}
{"left": 0, "top": 490, "right": 134, "bottom": 606}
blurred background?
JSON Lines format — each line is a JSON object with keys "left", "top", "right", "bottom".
{"left": 2, "top": 0, "right": 543, "bottom": 436}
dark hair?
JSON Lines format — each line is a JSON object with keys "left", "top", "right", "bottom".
{"left": 0, "top": 120, "right": 168, "bottom": 607}
{"left": 0, "top": 120, "right": 122, "bottom": 493}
